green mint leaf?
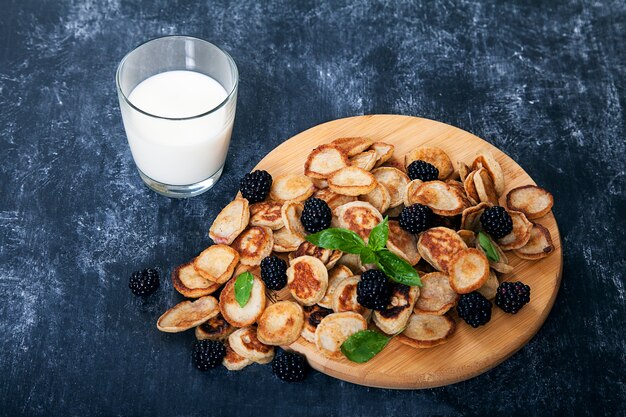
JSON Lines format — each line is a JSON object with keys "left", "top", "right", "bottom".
{"left": 305, "top": 228, "right": 365, "bottom": 254}
{"left": 359, "top": 247, "right": 378, "bottom": 265}
{"left": 341, "top": 330, "right": 391, "bottom": 363}
{"left": 375, "top": 249, "right": 422, "bottom": 286}
{"left": 234, "top": 271, "right": 254, "bottom": 307}
{"left": 478, "top": 231, "right": 500, "bottom": 262}
{"left": 368, "top": 216, "right": 389, "bottom": 252}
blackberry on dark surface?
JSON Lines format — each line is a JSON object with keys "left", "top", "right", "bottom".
{"left": 357, "top": 269, "right": 392, "bottom": 311}
{"left": 260, "top": 256, "right": 288, "bottom": 290}
{"left": 271, "top": 350, "right": 309, "bottom": 382}
{"left": 192, "top": 340, "right": 226, "bottom": 371}
{"left": 457, "top": 292, "right": 492, "bottom": 328}
{"left": 128, "top": 268, "right": 160, "bottom": 296}
{"left": 239, "top": 170, "right": 272, "bottom": 203}
{"left": 496, "top": 281, "right": 531, "bottom": 314}
{"left": 300, "top": 198, "right": 332, "bottom": 233}
{"left": 480, "top": 206, "right": 513, "bottom": 239}
{"left": 399, "top": 204, "right": 434, "bottom": 234}
{"left": 407, "top": 160, "right": 439, "bottom": 181}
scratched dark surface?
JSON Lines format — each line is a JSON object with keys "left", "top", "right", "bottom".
{"left": 0, "top": 0, "right": 624, "bottom": 416}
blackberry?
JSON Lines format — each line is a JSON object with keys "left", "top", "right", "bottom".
{"left": 300, "top": 198, "right": 332, "bottom": 233}
{"left": 239, "top": 170, "right": 272, "bottom": 203}
{"left": 399, "top": 204, "right": 433, "bottom": 234}
{"left": 480, "top": 206, "right": 513, "bottom": 239}
{"left": 357, "top": 270, "right": 392, "bottom": 311}
{"left": 457, "top": 292, "right": 492, "bottom": 328}
{"left": 408, "top": 160, "right": 439, "bottom": 182}
{"left": 260, "top": 256, "right": 288, "bottom": 290}
{"left": 128, "top": 268, "right": 160, "bottom": 296}
{"left": 272, "top": 350, "right": 309, "bottom": 382}
{"left": 192, "top": 340, "right": 226, "bottom": 371}
{"left": 495, "top": 281, "right": 531, "bottom": 314}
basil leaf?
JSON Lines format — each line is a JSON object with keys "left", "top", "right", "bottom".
{"left": 234, "top": 271, "right": 254, "bottom": 307}
{"left": 368, "top": 216, "right": 389, "bottom": 252}
{"left": 341, "top": 330, "right": 391, "bottom": 363}
{"left": 375, "top": 249, "right": 421, "bottom": 286}
{"left": 478, "top": 231, "right": 500, "bottom": 262}
{"left": 306, "top": 228, "right": 365, "bottom": 254}
{"left": 359, "top": 247, "right": 378, "bottom": 265}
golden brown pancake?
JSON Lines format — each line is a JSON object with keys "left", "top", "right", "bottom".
{"left": 231, "top": 226, "right": 274, "bottom": 266}
{"left": 506, "top": 185, "right": 554, "bottom": 219}
{"left": 249, "top": 200, "right": 284, "bottom": 230}
{"left": 417, "top": 227, "right": 468, "bottom": 273}
{"left": 386, "top": 220, "right": 420, "bottom": 265}
{"left": 336, "top": 201, "right": 383, "bottom": 242}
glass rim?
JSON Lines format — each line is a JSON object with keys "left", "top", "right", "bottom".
{"left": 115, "top": 35, "right": 239, "bottom": 121}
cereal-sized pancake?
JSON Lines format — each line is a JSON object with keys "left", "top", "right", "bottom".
{"left": 313, "top": 188, "right": 357, "bottom": 211}
{"left": 172, "top": 262, "right": 221, "bottom": 298}
{"left": 350, "top": 150, "right": 378, "bottom": 171}
{"left": 460, "top": 202, "right": 491, "bottom": 231}
{"left": 457, "top": 161, "right": 471, "bottom": 182}
{"left": 397, "top": 313, "right": 456, "bottom": 349}
{"left": 405, "top": 146, "right": 454, "bottom": 180}
{"left": 371, "top": 167, "right": 410, "bottom": 208}
{"left": 506, "top": 185, "right": 554, "bottom": 220}
{"left": 231, "top": 226, "right": 274, "bottom": 266}
{"left": 359, "top": 182, "right": 391, "bottom": 214}
{"left": 328, "top": 166, "right": 377, "bottom": 196}
{"left": 219, "top": 275, "right": 266, "bottom": 327}
{"left": 386, "top": 220, "right": 420, "bottom": 265}
{"left": 209, "top": 198, "right": 250, "bottom": 245}
{"left": 448, "top": 248, "right": 490, "bottom": 294}
{"left": 157, "top": 296, "right": 219, "bottom": 333}
{"left": 287, "top": 256, "right": 329, "bottom": 305}
{"left": 195, "top": 313, "right": 235, "bottom": 341}
{"left": 222, "top": 339, "right": 252, "bottom": 371}
{"left": 249, "top": 200, "right": 284, "bottom": 230}
{"left": 404, "top": 179, "right": 423, "bottom": 206}
{"left": 272, "top": 227, "right": 304, "bottom": 252}
{"left": 317, "top": 265, "right": 353, "bottom": 309}
{"left": 463, "top": 171, "right": 480, "bottom": 205}
{"left": 193, "top": 244, "right": 239, "bottom": 284}
{"left": 289, "top": 241, "right": 342, "bottom": 269}
{"left": 413, "top": 272, "right": 458, "bottom": 315}
{"left": 336, "top": 201, "right": 383, "bottom": 243}
{"left": 417, "top": 227, "right": 468, "bottom": 273}
{"left": 281, "top": 200, "right": 306, "bottom": 238}
{"left": 256, "top": 301, "right": 304, "bottom": 346}
{"left": 497, "top": 210, "right": 533, "bottom": 250}
{"left": 331, "top": 137, "right": 374, "bottom": 157}
{"left": 270, "top": 174, "right": 315, "bottom": 202}
{"left": 410, "top": 180, "right": 465, "bottom": 216}
{"left": 373, "top": 283, "right": 420, "bottom": 335}
{"left": 304, "top": 144, "right": 349, "bottom": 179}
{"left": 370, "top": 142, "right": 394, "bottom": 167}
{"left": 472, "top": 150, "right": 505, "bottom": 196}
{"left": 473, "top": 168, "right": 499, "bottom": 205}
{"left": 514, "top": 223, "right": 555, "bottom": 260}
{"left": 314, "top": 312, "right": 367, "bottom": 359}
{"left": 331, "top": 276, "right": 371, "bottom": 319}
{"left": 228, "top": 326, "right": 275, "bottom": 364}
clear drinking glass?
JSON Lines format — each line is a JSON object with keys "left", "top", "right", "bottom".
{"left": 116, "top": 36, "right": 238, "bottom": 198}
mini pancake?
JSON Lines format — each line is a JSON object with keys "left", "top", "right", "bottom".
{"left": 313, "top": 188, "right": 357, "bottom": 211}
{"left": 193, "top": 244, "right": 239, "bottom": 284}
{"left": 312, "top": 178, "right": 328, "bottom": 189}
{"left": 463, "top": 171, "right": 480, "bottom": 205}
{"left": 460, "top": 202, "right": 491, "bottom": 231}
{"left": 506, "top": 185, "right": 554, "bottom": 219}
{"left": 477, "top": 269, "right": 499, "bottom": 300}
{"left": 287, "top": 256, "right": 329, "bottom": 305}
{"left": 448, "top": 248, "right": 490, "bottom": 294}
{"left": 231, "top": 226, "right": 274, "bottom": 266}
{"left": 222, "top": 339, "right": 252, "bottom": 371}
{"left": 497, "top": 210, "right": 533, "bottom": 250}
{"left": 447, "top": 179, "right": 472, "bottom": 207}
{"left": 413, "top": 272, "right": 458, "bottom": 315}
{"left": 350, "top": 150, "right": 378, "bottom": 171}
{"left": 373, "top": 283, "right": 420, "bottom": 335}
{"left": 301, "top": 305, "right": 333, "bottom": 343}
{"left": 314, "top": 311, "right": 368, "bottom": 359}
{"left": 359, "top": 182, "right": 391, "bottom": 214}
{"left": 397, "top": 313, "right": 456, "bottom": 349}
{"left": 331, "top": 137, "right": 374, "bottom": 157}
{"left": 410, "top": 180, "right": 465, "bottom": 216}
{"left": 474, "top": 233, "right": 513, "bottom": 273}
{"left": 404, "top": 146, "right": 454, "bottom": 180}
{"left": 472, "top": 150, "right": 505, "bottom": 196}
{"left": 195, "top": 313, "right": 235, "bottom": 341}
{"left": 514, "top": 223, "right": 555, "bottom": 260}
{"left": 457, "top": 229, "right": 477, "bottom": 247}
{"left": 381, "top": 156, "right": 407, "bottom": 173}
{"left": 256, "top": 301, "right": 304, "bottom": 346}
{"left": 209, "top": 198, "right": 250, "bottom": 245}
{"left": 370, "top": 142, "right": 394, "bottom": 167}
{"left": 331, "top": 276, "right": 371, "bottom": 319}
{"left": 328, "top": 166, "right": 377, "bottom": 196}
{"left": 272, "top": 227, "right": 304, "bottom": 252}
{"left": 326, "top": 250, "right": 343, "bottom": 270}
{"left": 457, "top": 161, "right": 471, "bottom": 182}
{"left": 417, "top": 227, "right": 468, "bottom": 273}
{"left": 269, "top": 174, "right": 315, "bottom": 202}
{"left": 289, "top": 241, "right": 342, "bottom": 269}
{"left": 157, "top": 296, "right": 219, "bottom": 333}
{"left": 172, "top": 262, "right": 221, "bottom": 298}
{"left": 386, "top": 220, "right": 420, "bottom": 265}
{"left": 318, "top": 265, "right": 353, "bottom": 309}
{"left": 281, "top": 200, "right": 306, "bottom": 238}
{"left": 249, "top": 200, "right": 284, "bottom": 230}
{"left": 371, "top": 167, "right": 410, "bottom": 208}
{"left": 404, "top": 179, "right": 423, "bottom": 206}
{"left": 304, "top": 144, "right": 349, "bottom": 179}
{"left": 219, "top": 275, "right": 266, "bottom": 327}
{"left": 473, "top": 168, "right": 499, "bottom": 205}
{"left": 228, "top": 326, "right": 275, "bottom": 364}
{"left": 336, "top": 201, "right": 383, "bottom": 242}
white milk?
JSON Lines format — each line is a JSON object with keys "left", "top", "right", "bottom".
{"left": 121, "top": 70, "right": 235, "bottom": 185}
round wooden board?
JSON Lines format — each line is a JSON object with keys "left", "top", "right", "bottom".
{"left": 253, "top": 115, "right": 562, "bottom": 389}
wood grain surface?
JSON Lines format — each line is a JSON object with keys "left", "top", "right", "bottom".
{"left": 253, "top": 115, "right": 562, "bottom": 389}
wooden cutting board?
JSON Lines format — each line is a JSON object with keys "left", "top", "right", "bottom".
{"left": 252, "top": 115, "right": 562, "bottom": 389}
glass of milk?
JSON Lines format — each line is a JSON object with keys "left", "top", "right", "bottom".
{"left": 116, "top": 36, "right": 238, "bottom": 198}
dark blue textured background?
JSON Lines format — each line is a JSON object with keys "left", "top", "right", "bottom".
{"left": 0, "top": 1, "right": 624, "bottom": 416}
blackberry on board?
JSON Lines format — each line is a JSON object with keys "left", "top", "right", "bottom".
{"left": 272, "top": 350, "right": 310, "bottom": 382}
{"left": 129, "top": 268, "right": 160, "bottom": 296}
{"left": 357, "top": 270, "right": 392, "bottom": 311}
{"left": 480, "top": 206, "right": 513, "bottom": 239}
{"left": 300, "top": 198, "right": 332, "bottom": 234}
{"left": 407, "top": 160, "right": 439, "bottom": 182}
{"left": 260, "top": 256, "right": 288, "bottom": 290}
{"left": 399, "top": 204, "right": 434, "bottom": 234}
{"left": 457, "top": 292, "right": 492, "bottom": 328}
{"left": 192, "top": 340, "right": 226, "bottom": 371}
{"left": 239, "top": 170, "right": 272, "bottom": 203}
{"left": 495, "top": 281, "right": 531, "bottom": 314}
